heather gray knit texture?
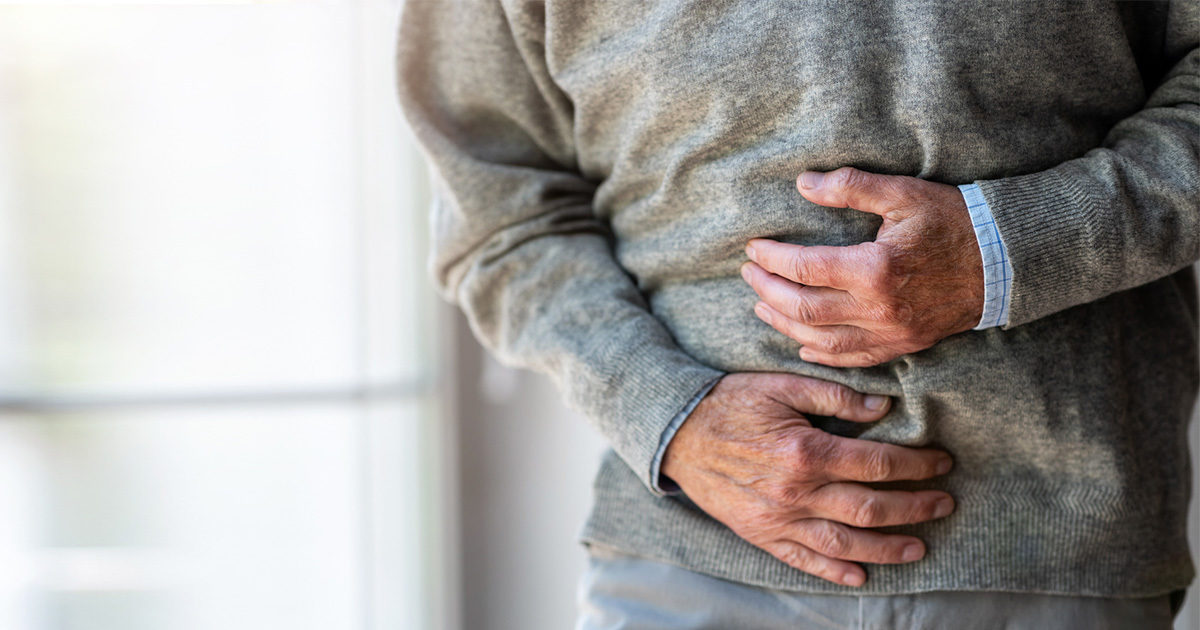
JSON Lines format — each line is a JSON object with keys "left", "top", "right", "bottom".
{"left": 397, "top": 0, "right": 1200, "bottom": 597}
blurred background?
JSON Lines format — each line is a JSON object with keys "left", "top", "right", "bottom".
{"left": 0, "top": 2, "right": 1194, "bottom": 629}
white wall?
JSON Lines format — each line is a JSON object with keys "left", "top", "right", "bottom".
{"left": 452, "top": 318, "right": 605, "bottom": 630}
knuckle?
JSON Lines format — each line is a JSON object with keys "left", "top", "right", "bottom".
{"left": 789, "top": 439, "right": 817, "bottom": 475}
{"left": 787, "top": 255, "right": 808, "bottom": 284}
{"left": 773, "top": 544, "right": 812, "bottom": 572}
{"left": 875, "top": 301, "right": 913, "bottom": 327}
{"left": 809, "top": 521, "right": 852, "bottom": 557}
{"left": 796, "top": 252, "right": 830, "bottom": 285}
{"left": 788, "top": 293, "right": 820, "bottom": 323}
{"left": 883, "top": 249, "right": 915, "bottom": 287}
{"left": 851, "top": 497, "right": 883, "bottom": 528}
{"left": 881, "top": 178, "right": 912, "bottom": 203}
{"left": 831, "top": 166, "right": 862, "bottom": 191}
{"left": 862, "top": 246, "right": 907, "bottom": 295}
{"left": 764, "top": 480, "right": 807, "bottom": 508}
{"left": 739, "top": 515, "right": 787, "bottom": 544}
{"left": 788, "top": 430, "right": 832, "bottom": 477}
{"left": 823, "top": 383, "right": 857, "bottom": 414}
{"left": 852, "top": 496, "right": 884, "bottom": 528}
{"left": 866, "top": 263, "right": 894, "bottom": 297}
{"left": 822, "top": 333, "right": 854, "bottom": 355}
{"left": 861, "top": 449, "right": 895, "bottom": 481}
{"left": 858, "top": 350, "right": 888, "bottom": 367}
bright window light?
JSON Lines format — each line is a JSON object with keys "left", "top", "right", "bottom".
{"left": 0, "top": 2, "right": 443, "bottom": 629}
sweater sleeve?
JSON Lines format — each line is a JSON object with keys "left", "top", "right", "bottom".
{"left": 972, "top": 1, "right": 1199, "bottom": 328}
{"left": 396, "top": 0, "right": 724, "bottom": 494}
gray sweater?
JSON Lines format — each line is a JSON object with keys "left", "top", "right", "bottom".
{"left": 397, "top": 0, "right": 1200, "bottom": 597}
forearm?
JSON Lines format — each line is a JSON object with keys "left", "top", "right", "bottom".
{"left": 974, "top": 42, "right": 1199, "bottom": 327}
{"left": 398, "top": 0, "right": 724, "bottom": 493}
{"left": 455, "top": 228, "right": 724, "bottom": 492}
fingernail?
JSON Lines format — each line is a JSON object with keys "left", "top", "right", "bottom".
{"left": 864, "top": 395, "right": 888, "bottom": 411}
{"left": 799, "top": 171, "right": 824, "bottom": 189}
{"left": 842, "top": 571, "right": 864, "bottom": 587}
{"left": 934, "top": 497, "right": 954, "bottom": 519}
{"left": 745, "top": 244, "right": 757, "bottom": 260}
{"left": 740, "top": 263, "right": 753, "bottom": 283}
{"left": 936, "top": 457, "right": 953, "bottom": 476}
{"left": 902, "top": 543, "right": 924, "bottom": 562}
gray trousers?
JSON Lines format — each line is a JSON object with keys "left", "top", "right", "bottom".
{"left": 577, "top": 546, "right": 1180, "bottom": 630}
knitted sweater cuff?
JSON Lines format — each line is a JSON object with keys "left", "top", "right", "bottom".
{"left": 973, "top": 164, "right": 1115, "bottom": 328}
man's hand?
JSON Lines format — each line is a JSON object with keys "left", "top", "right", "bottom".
{"left": 661, "top": 373, "right": 954, "bottom": 587}
{"left": 740, "top": 167, "right": 985, "bottom": 368}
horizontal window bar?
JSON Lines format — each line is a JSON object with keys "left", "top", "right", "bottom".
{"left": 0, "top": 380, "right": 433, "bottom": 414}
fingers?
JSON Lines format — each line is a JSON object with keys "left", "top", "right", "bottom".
{"left": 809, "top": 483, "right": 955, "bottom": 528}
{"left": 799, "top": 346, "right": 898, "bottom": 369}
{"left": 741, "top": 261, "right": 862, "bottom": 324}
{"left": 761, "top": 539, "right": 866, "bottom": 587}
{"left": 744, "top": 240, "right": 873, "bottom": 291}
{"left": 796, "top": 166, "right": 910, "bottom": 217}
{"left": 753, "top": 302, "right": 874, "bottom": 354}
{"left": 820, "top": 433, "right": 954, "bottom": 482}
{"left": 764, "top": 518, "right": 933, "bottom": 587}
{"left": 740, "top": 264, "right": 905, "bottom": 368}
{"left": 784, "top": 429, "right": 951, "bottom": 482}
{"left": 764, "top": 374, "right": 892, "bottom": 423}
{"left": 789, "top": 519, "right": 928, "bottom": 565}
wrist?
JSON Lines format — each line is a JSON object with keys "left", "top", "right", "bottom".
{"left": 660, "top": 379, "right": 721, "bottom": 486}
{"left": 652, "top": 375, "right": 721, "bottom": 495}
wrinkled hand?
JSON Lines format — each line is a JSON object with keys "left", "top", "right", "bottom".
{"left": 661, "top": 373, "right": 954, "bottom": 587}
{"left": 740, "top": 167, "right": 985, "bottom": 368}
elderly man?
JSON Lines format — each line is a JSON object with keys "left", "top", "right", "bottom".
{"left": 397, "top": 1, "right": 1199, "bottom": 627}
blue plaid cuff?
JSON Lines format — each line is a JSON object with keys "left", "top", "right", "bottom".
{"left": 959, "top": 183, "right": 1012, "bottom": 329}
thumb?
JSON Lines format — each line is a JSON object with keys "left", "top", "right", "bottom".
{"left": 796, "top": 167, "right": 908, "bottom": 217}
